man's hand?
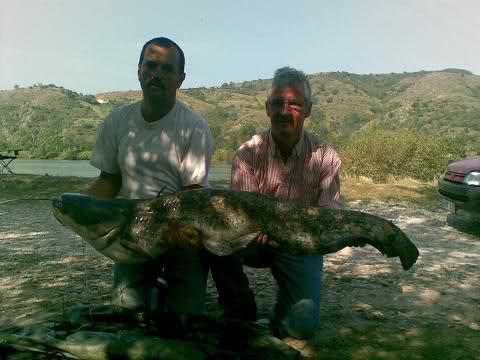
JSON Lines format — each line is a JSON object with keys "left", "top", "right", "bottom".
{"left": 253, "top": 232, "right": 270, "bottom": 246}
{"left": 182, "top": 184, "right": 203, "bottom": 190}
{"left": 83, "top": 171, "right": 122, "bottom": 199}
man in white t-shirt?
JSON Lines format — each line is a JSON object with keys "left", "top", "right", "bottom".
{"left": 86, "top": 37, "right": 213, "bottom": 315}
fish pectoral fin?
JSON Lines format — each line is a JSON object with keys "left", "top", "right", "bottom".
{"left": 93, "top": 238, "right": 153, "bottom": 264}
{"left": 234, "top": 232, "right": 262, "bottom": 251}
{"left": 164, "top": 222, "right": 201, "bottom": 249}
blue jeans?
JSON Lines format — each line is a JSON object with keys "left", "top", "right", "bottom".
{"left": 243, "top": 248, "right": 323, "bottom": 339}
{"left": 111, "top": 249, "right": 208, "bottom": 314}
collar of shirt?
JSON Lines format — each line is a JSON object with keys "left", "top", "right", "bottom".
{"left": 268, "top": 129, "right": 305, "bottom": 160}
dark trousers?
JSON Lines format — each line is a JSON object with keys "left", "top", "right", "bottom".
{"left": 112, "top": 249, "right": 208, "bottom": 314}
{"left": 207, "top": 252, "right": 257, "bottom": 321}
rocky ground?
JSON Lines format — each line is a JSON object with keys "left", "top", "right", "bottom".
{"left": 0, "top": 186, "right": 479, "bottom": 359}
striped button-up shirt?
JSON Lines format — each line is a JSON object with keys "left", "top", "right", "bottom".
{"left": 231, "top": 130, "right": 341, "bottom": 208}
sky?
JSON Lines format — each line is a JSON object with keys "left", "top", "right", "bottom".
{"left": 1, "top": 0, "right": 479, "bottom": 95}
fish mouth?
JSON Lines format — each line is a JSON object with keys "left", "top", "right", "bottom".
{"left": 52, "top": 206, "right": 124, "bottom": 245}
{"left": 95, "top": 227, "right": 123, "bottom": 251}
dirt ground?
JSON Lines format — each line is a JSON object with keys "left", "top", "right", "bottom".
{"left": 0, "top": 193, "right": 479, "bottom": 359}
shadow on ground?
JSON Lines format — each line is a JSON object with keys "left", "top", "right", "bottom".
{"left": 446, "top": 213, "right": 480, "bottom": 237}
{"left": 0, "top": 181, "right": 479, "bottom": 359}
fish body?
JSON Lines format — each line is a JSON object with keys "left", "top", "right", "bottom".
{"left": 52, "top": 189, "right": 419, "bottom": 269}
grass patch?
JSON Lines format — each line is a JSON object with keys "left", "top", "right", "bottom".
{"left": 341, "top": 176, "right": 439, "bottom": 209}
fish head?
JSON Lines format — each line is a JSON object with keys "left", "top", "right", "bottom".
{"left": 52, "top": 193, "right": 152, "bottom": 263}
{"left": 52, "top": 193, "right": 128, "bottom": 241}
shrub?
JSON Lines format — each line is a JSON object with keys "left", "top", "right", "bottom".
{"left": 339, "top": 129, "right": 464, "bottom": 181}
{"left": 76, "top": 150, "right": 93, "bottom": 160}
{"left": 213, "top": 148, "right": 234, "bottom": 161}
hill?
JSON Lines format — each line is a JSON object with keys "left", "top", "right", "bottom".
{"left": 98, "top": 69, "right": 480, "bottom": 155}
{"left": 0, "top": 84, "right": 110, "bottom": 159}
{"left": 1, "top": 70, "right": 479, "bottom": 179}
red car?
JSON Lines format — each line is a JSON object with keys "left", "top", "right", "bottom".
{"left": 438, "top": 156, "right": 480, "bottom": 224}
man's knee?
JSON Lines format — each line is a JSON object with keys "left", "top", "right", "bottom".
{"left": 111, "top": 285, "right": 147, "bottom": 310}
{"left": 283, "top": 299, "right": 320, "bottom": 339}
{"left": 111, "top": 263, "right": 153, "bottom": 310}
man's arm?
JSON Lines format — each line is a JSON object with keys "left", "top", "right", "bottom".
{"left": 318, "top": 147, "right": 342, "bottom": 209}
{"left": 180, "top": 120, "right": 214, "bottom": 189}
{"left": 231, "top": 155, "right": 260, "bottom": 193}
{"left": 83, "top": 171, "right": 122, "bottom": 199}
{"left": 182, "top": 184, "right": 203, "bottom": 191}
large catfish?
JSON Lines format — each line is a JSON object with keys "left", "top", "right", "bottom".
{"left": 52, "top": 189, "right": 419, "bottom": 270}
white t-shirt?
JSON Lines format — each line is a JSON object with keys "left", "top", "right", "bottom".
{"left": 90, "top": 99, "right": 214, "bottom": 198}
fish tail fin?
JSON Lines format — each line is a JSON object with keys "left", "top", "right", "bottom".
{"left": 393, "top": 232, "right": 420, "bottom": 270}
{"left": 377, "top": 222, "right": 419, "bottom": 270}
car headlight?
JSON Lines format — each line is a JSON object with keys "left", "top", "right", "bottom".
{"left": 464, "top": 171, "right": 480, "bottom": 186}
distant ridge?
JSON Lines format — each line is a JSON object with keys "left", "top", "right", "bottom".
{"left": 1, "top": 69, "right": 479, "bottom": 161}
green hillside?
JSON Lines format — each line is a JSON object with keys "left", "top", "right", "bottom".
{"left": 1, "top": 69, "right": 479, "bottom": 180}
{"left": 0, "top": 84, "right": 110, "bottom": 159}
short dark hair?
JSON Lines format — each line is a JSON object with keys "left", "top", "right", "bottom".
{"left": 272, "top": 66, "right": 312, "bottom": 102}
{"left": 138, "top": 37, "right": 185, "bottom": 73}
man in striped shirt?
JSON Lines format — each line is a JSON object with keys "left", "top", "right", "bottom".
{"left": 216, "top": 67, "right": 342, "bottom": 339}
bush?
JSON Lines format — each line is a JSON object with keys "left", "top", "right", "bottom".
{"left": 339, "top": 129, "right": 465, "bottom": 181}
{"left": 57, "top": 148, "right": 90, "bottom": 160}
{"left": 213, "top": 148, "right": 234, "bottom": 162}
{"left": 76, "top": 150, "right": 93, "bottom": 160}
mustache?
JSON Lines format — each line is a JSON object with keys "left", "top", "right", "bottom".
{"left": 272, "top": 114, "right": 294, "bottom": 123}
{"left": 148, "top": 78, "right": 165, "bottom": 88}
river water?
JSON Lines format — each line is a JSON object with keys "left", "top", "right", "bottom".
{"left": 7, "top": 160, "right": 231, "bottom": 181}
